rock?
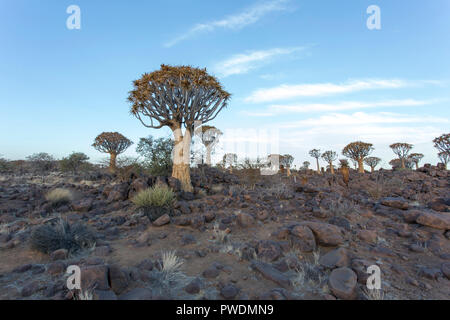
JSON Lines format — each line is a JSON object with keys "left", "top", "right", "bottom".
{"left": 301, "top": 222, "right": 344, "bottom": 247}
{"left": 328, "top": 267, "right": 357, "bottom": 300}
{"left": 181, "top": 234, "right": 196, "bottom": 245}
{"left": 237, "top": 212, "right": 255, "bottom": 228}
{"left": 72, "top": 199, "right": 93, "bottom": 212}
{"left": 289, "top": 225, "right": 316, "bottom": 252}
{"left": 153, "top": 214, "right": 171, "bottom": 227}
{"left": 13, "top": 264, "right": 33, "bottom": 273}
{"left": 202, "top": 266, "right": 220, "bottom": 279}
{"left": 419, "top": 267, "right": 442, "bottom": 280}
{"left": 94, "top": 245, "right": 112, "bottom": 256}
{"left": 168, "top": 177, "right": 181, "bottom": 192}
{"left": 250, "top": 260, "right": 292, "bottom": 289}
{"left": 319, "top": 248, "right": 350, "bottom": 269}
{"left": 357, "top": 230, "right": 377, "bottom": 244}
{"left": 220, "top": 284, "right": 240, "bottom": 300}
{"left": 403, "top": 210, "right": 422, "bottom": 223}
{"left": 416, "top": 211, "right": 450, "bottom": 230}
{"left": 21, "top": 281, "right": 45, "bottom": 297}
{"left": 428, "top": 198, "right": 449, "bottom": 212}
{"left": 47, "top": 261, "right": 66, "bottom": 275}
{"left": 81, "top": 265, "right": 109, "bottom": 291}
{"left": 184, "top": 278, "right": 202, "bottom": 294}
{"left": 119, "top": 288, "right": 153, "bottom": 300}
{"left": 442, "top": 263, "right": 450, "bottom": 280}
{"left": 380, "top": 197, "right": 409, "bottom": 210}
{"left": 109, "top": 265, "right": 129, "bottom": 295}
{"left": 256, "top": 240, "right": 282, "bottom": 262}
{"left": 50, "top": 249, "right": 69, "bottom": 261}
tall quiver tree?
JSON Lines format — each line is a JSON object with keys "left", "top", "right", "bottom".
{"left": 309, "top": 149, "right": 321, "bottom": 174}
{"left": 321, "top": 151, "right": 337, "bottom": 174}
{"left": 390, "top": 143, "right": 413, "bottom": 169}
{"left": 364, "top": 157, "right": 381, "bottom": 173}
{"left": 280, "top": 154, "right": 294, "bottom": 176}
{"left": 128, "top": 65, "right": 231, "bottom": 192}
{"left": 342, "top": 141, "right": 373, "bottom": 173}
{"left": 195, "top": 125, "right": 222, "bottom": 166}
{"left": 408, "top": 153, "right": 424, "bottom": 170}
{"left": 92, "top": 132, "right": 133, "bottom": 172}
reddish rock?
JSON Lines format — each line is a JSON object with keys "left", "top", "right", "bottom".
{"left": 328, "top": 267, "right": 357, "bottom": 300}
{"left": 319, "top": 248, "right": 350, "bottom": 268}
{"left": 358, "top": 230, "right": 377, "bottom": 244}
{"left": 300, "top": 221, "right": 344, "bottom": 247}
{"left": 153, "top": 214, "right": 171, "bottom": 227}
{"left": 289, "top": 225, "right": 316, "bottom": 252}
{"left": 81, "top": 265, "right": 109, "bottom": 291}
{"left": 380, "top": 197, "right": 409, "bottom": 210}
{"left": 416, "top": 211, "right": 450, "bottom": 230}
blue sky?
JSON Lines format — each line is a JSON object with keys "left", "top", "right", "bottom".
{"left": 0, "top": 0, "right": 449, "bottom": 169}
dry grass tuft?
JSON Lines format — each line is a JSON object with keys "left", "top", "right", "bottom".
{"left": 45, "top": 188, "right": 73, "bottom": 207}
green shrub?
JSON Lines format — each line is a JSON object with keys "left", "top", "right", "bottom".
{"left": 45, "top": 188, "right": 73, "bottom": 207}
{"left": 30, "top": 219, "right": 96, "bottom": 254}
{"left": 59, "top": 152, "right": 91, "bottom": 174}
{"left": 132, "top": 185, "right": 175, "bottom": 221}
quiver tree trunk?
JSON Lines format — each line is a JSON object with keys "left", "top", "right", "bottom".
{"left": 206, "top": 145, "right": 212, "bottom": 166}
{"left": 287, "top": 167, "right": 291, "bottom": 177}
{"left": 109, "top": 153, "right": 117, "bottom": 173}
{"left": 370, "top": 166, "right": 375, "bottom": 173}
{"left": 329, "top": 162, "right": 334, "bottom": 174}
{"left": 357, "top": 159, "right": 365, "bottom": 173}
{"left": 401, "top": 158, "right": 406, "bottom": 169}
{"left": 415, "top": 162, "right": 419, "bottom": 170}
{"left": 172, "top": 126, "right": 193, "bottom": 192}
{"left": 316, "top": 158, "right": 320, "bottom": 174}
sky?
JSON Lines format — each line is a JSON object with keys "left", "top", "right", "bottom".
{"left": 0, "top": 0, "right": 449, "bottom": 169}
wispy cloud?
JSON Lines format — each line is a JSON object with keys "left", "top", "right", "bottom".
{"left": 244, "top": 79, "right": 423, "bottom": 103}
{"left": 213, "top": 47, "right": 305, "bottom": 77}
{"left": 279, "top": 112, "right": 449, "bottom": 129}
{"left": 269, "top": 98, "right": 439, "bottom": 113}
{"left": 165, "top": 0, "right": 291, "bottom": 47}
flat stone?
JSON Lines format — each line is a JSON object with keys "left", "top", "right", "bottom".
{"left": 416, "top": 211, "right": 450, "bottom": 230}
{"left": 250, "top": 260, "right": 292, "bottom": 289}
{"left": 153, "top": 214, "right": 171, "bottom": 227}
{"left": 319, "top": 248, "right": 350, "bottom": 269}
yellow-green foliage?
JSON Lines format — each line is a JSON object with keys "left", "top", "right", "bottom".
{"left": 132, "top": 184, "right": 175, "bottom": 208}
{"left": 45, "top": 188, "right": 73, "bottom": 206}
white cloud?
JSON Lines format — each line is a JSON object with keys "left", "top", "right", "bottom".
{"left": 280, "top": 112, "right": 449, "bottom": 128}
{"left": 245, "top": 79, "right": 411, "bottom": 103}
{"left": 269, "top": 98, "right": 438, "bottom": 113}
{"left": 214, "top": 47, "right": 304, "bottom": 77}
{"left": 165, "top": 0, "right": 290, "bottom": 47}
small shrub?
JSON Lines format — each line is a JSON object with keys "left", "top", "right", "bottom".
{"left": 30, "top": 219, "right": 97, "bottom": 254}
{"left": 45, "top": 188, "right": 73, "bottom": 207}
{"left": 132, "top": 185, "right": 175, "bottom": 221}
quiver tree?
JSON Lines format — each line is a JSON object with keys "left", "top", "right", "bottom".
{"left": 195, "top": 125, "right": 222, "bottom": 166}
{"left": 390, "top": 143, "right": 413, "bottom": 169}
{"left": 438, "top": 152, "right": 449, "bottom": 169}
{"left": 280, "top": 154, "right": 294, "bottom": 176}
{"left": 223, "top": 153, "right": 237, "bottom": 172}
{"left": 408, "top": 153, "right": 424, "bottom": 170}
{"left": 302, "top": 161, "right": 310, "bottom": 170}
{"left": 321, "top": 151, "right": 337, "bottom": 174}
{"left": 342, "top": 141, "right": 373, "bottom": 173}
{"left": 92, "top": 132, "right": 133, "bottom": 172}
{"left": 364, "top": 156, "right": 381, "bottom": 173}
{"left": 309, "top": 149, "right": 321, "bottom": 174}
{"left": 128, "top": 65, "right": 231, "bottom": 192}
{"left": 433, "top": 133, "right": 450, "bottom": 154}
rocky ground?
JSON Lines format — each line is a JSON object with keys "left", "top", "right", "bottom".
{"left": 0, "top": 165, "right": 449, "bottom": 300}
